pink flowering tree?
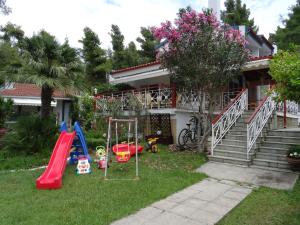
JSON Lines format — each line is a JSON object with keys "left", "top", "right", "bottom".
{"left": 152, "top": 8, "right": 249, "bottom": 151}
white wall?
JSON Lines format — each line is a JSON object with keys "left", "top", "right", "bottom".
{"left": 175, "top": 111, "right": 195, "bottom": 144}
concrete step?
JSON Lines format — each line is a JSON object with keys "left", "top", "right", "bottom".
{"left": 222, "top": 139, "right": 247, "bottom": 147}
{"left": 250, "top": 165, "right": 296, "bottom": 173}
{"left": 230, "top": 126, "right": 247, "bottom": 131}
{"left": 268, "top": 130, "right": 300, "bottom": 138}
{"left": 225, "top": 134, "right": 247, "bottom": 141}
{"left": 259, "top": 146, "right": 288, "bottom": 155}
{"left": 214, "top": 144, "right": 247, "bottom": 152}
{"left": 252, "top": 158, "right": 290, "bottom": 169}
{"left": 213, "top": 149, "right": 254, "bottom": 160}
{"left": 264, "top": 136, "right": 300, "bottom": 145}
{"left": 228, "top": 130, "right": 268, "bottom": 136}
{"left": 208, "top": 155, "right": 251, "bottom": 166}
{"left": 255, "top": 152, "right": 287, "bottom": 161}
{"left": 261, "top": 141, "right": 298, "bottom": 150}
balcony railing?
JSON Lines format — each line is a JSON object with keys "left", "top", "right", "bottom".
{"left": 276, "top": 100, "right": 298, "bottom": 115}
{"left": 95, "top": 87, "right": 241, "bottom": 112}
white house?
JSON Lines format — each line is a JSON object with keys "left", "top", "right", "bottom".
{"left": 0, "top": 82, "right": 72, "bottom": 123}
{"left": 94, "top": 26, "right": 298, "bottom": 146}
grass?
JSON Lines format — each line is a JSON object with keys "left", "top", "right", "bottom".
{"left": 0, "top": 151, "right": 51, "bottom": 171}
{"left": 0, "top": 145, "right": 206, "bottom": 225}
{"left": 218, "top": 178, "right": 300, "bottom": 225}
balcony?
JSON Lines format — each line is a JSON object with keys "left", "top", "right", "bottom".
{"left": 95, "top": 86, "right": 241, "bottom": 113}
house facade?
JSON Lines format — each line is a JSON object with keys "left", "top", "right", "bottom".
{"left": 95, "top": 26, "right": 298, "bottom": 145}
{"left": 0, "top": 82, "right": 72, "bottom": 124}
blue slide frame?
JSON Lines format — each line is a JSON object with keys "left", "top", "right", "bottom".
{"left": 60, "top": 121, "right": 92, "bottom": 164}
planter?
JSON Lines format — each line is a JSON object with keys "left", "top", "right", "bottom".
{"left": 287, "top": 157, "right": 300, "bottom": 171}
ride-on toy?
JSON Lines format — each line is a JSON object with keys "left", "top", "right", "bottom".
{"left": 147, "top": 137, "right": 159, "bottom": 153}
{"left": 95, "top": 146, "right": 108, "bottom": 169}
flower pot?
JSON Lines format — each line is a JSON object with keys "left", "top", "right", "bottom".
{"left": 287, "top": 157, "right": 300, "bottom": 171}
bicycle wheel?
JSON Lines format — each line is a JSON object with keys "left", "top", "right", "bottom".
{"left": 178, "top": 128, "right": 189, "bottom": 146}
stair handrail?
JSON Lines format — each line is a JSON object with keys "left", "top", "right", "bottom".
{"left": 211, "top": 89, "right": 248, "bottom": 155}
{"left": 246, "top": 93, "right": 275, "bottom": 160}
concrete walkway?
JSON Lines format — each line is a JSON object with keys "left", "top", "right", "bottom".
{"left": 197, "top": 162, "right": 299, "bottom": 190}
{"left": 111, "top": 178, "right": 253, "bottom": 225}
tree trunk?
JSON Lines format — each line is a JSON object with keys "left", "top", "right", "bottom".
{"left": 41, "top": 85, "right": 54, "bottom": 119}
{"left": 198, "top": 92, "right": 216, "bottom": 152}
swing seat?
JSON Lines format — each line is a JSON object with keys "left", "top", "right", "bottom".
{"left": 112, "top": 144, "right": 144, "bottom": 156}
{"left": 116, "top": 151, "right": 131, "bottom": 163}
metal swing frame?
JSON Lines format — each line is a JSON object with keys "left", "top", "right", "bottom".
{"left": 104, "top": 117, "right": 139, "bottom": 180}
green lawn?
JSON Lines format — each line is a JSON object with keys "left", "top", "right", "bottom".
{"left": 0, "top": 151, "right": 51, "bottom": 171}
{"left": 0, "top": 145, "right": 206, "bottom": 225}
{"left": 218, "top": 178, "right": 300, "bottom": 225}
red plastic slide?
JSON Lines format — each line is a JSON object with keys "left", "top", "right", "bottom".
{"left": 36, "top": 131, "right": 76, "bottom": 189}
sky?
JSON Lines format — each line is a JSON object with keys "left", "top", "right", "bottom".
{"left": 0, "top": 0, "right": 297, "bottom": 49}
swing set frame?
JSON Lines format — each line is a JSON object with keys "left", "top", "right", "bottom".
{"left": 104, "top": 117, "right": 139, "bottom": 180}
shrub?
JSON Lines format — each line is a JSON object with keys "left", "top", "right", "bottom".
{"left": 0, "top": 97, "right": 13, "bottom": 128}
{"left": 288, "top": 145, "right": 300, "bottom": 159}
{"left": 86, "top": 137, "right": 106, "bottom": 149}
{"left": 3, "top": 115, "right": 58, "bottom": 154}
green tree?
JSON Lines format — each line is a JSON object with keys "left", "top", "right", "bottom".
{"left": 0, "top": 42, "right": 20, "bottom": 79}
{"left": 136, "top": 27, "right": 158, "bottom": 62}
{"left": 221, "top": 0, "right": 258, "bottom": 32}
{"left": 79, "top": 27, "right": 111, "bottom": 84}
{"left": 0, "top": 22, "right": 24, "bottom": 45}
{"left": 110, "top": 24, "right": 141, "bottom": 69}
{"left": 0, "top": 96, "right": 13, "bottom": 127}
{"left": 269, "top": 48, "right": 300, "bottom": 103}
{"left": 8, "top": 31, "right": 83, "bottom": 119}
{"left": 110, "top": 24, "right": 126, "bottom": 69}
{"left": 0, "top": 0, "right": 11, "bottom": 15}
{"left": 124, "top": 41, "right": 140, "bottom": 67}
{"left": 270, "top": 0, "right": 300, "bottom": 50}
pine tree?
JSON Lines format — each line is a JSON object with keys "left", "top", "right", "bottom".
{"left": 124, "top": 41, "right": 140, "bottom": 67}
{"left": 79, "top": 27, "right": 110, "bottom": 83}
{"left": 110, "top": 24, "right": 141, "bottom": 69}
{"left": 110, "top": 24, "right": 126, "bottom": 69}
{"left": 221, "top": 0, "right": 258, "bottom": 32}
{"left": 136, "top": 27, "right": 158, "bottom": 63}
{"left": 270, "top": 0, "right": 300, "bottom": 50}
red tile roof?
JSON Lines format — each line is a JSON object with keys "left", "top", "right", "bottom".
{"left": 111, "top": 55, "right": 273, "bottom": 75}
{"left": 111, "top": 61, "right": 160, "bottom": 75}
{"left": 0, "top": 83, "right": 69, "bottom": 98}
{"left": 249, "top": 55, "right": 272, "bottom": 61}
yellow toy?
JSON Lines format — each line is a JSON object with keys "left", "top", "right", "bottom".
{"left": 147, "top": 137, "right": 159, "bottom": 153}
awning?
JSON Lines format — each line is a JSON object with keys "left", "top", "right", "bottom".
{"left": 6, "top": 98, "right": 57, "bottom": 107}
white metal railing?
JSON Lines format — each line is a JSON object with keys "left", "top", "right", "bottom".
{"left": 276, "top": 100, "right": 298, "bottom": 115}
{"left": 211, "top": 89, "right": 248, "bottom": 155}
{"left": 95, "top": 87, "right": 173, "bottom": 112}
{"left": 176, "top": 90, "right": 240, "bottom": 111}
{"left": 95, "top": 87, "right": 240, "bottom": 112}
{"left": 246, "top": 95, "right": 275, "bottom": 160}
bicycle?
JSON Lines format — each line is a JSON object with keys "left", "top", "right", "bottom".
{"left": 178, "top": 116, "right": 202, "bottom": 147}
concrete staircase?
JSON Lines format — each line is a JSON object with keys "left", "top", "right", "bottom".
{"left": 252, "top": 129, "right": 300, "bottom": 171}
{"left": 209, "top": 110, "right": 300, "bottom": 171}
{"left": 209, "top": 110, "right": 255, "bottom": 166}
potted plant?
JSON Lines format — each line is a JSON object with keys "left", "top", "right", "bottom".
{"left": 287, "top": 145, "right": 300, "bottom": 171}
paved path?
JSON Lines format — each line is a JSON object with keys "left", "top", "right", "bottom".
{"left": 111, "top": 178, "right": 253, "bottom": 225}
{"left": 197, "top": 162, "right": 299, "bottom": 190}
